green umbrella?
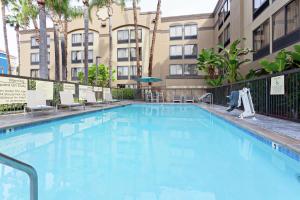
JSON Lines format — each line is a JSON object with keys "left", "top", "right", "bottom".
{"left": 136, "top": 77, "right": 162, "bottom": 83}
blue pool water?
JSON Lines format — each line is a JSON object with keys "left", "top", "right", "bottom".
{"left": 0, "top": 104, "right": 300, "bottom": 200}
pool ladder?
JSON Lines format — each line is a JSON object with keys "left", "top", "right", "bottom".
{"left": 0, "top": 152, "right": 38, "bottom": 200}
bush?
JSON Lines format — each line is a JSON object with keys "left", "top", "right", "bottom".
{"left": 112, "top": 88, "right": 135, "bottom": 100}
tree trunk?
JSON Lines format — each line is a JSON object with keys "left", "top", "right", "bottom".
{"left": 132, "top": 0, "right": 141, "bottom": 89}
{"left": 38, "top": 0, "right": 49, "bottom": 79}
{"left": 108, "top": 14, "right": 113, "bottom": 88}
{"left": 1, "top": 1, "right": 12, "bottom": 74}
{"left": 15, "top": 25, "right": 20, "bottom": 76}
{"left": 83, "top": 1, "right": 89, "bottom": 84}
{"left": 148, "top": 0, "right": 161, "bottom": 82}
{"left": 61, "top": 19, "right": 68, "bottom": 81}
{"left": 54, "top": 24, "right": 60, "bottom": 81}
{"left": 28, "top": 0, "right": 39, "bottom": 41}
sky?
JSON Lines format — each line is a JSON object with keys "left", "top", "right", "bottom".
{"left": 0, "top": 0, "right": 218, "bottom": 59}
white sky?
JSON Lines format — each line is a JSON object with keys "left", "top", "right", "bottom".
{"left": 0, "top": 0, "right": 218, "bottom": 58}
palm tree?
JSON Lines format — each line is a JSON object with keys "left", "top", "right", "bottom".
{"left": 37, "top": 0, "right": 48, "bottom": 79}
{"left": 82, "top": 0, "right": 89, "bottom": 84}
{"left": 1, "top": 0, "right": 12, "bottom": 74}
{"left": 148, "top": 0, "right": 161, "bottom": 80}
{"left": 132, "top": 0, "right": 141, "bottom": 88}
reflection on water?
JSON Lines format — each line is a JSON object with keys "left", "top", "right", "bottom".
{"left": 0, "top": 104, "right": 300, "bottom": 200}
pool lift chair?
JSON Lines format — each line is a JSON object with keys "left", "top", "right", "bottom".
{"left": 227, "top": 88, "right": 255, "bottom": 119}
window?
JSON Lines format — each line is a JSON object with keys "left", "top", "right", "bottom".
{"left": 217, "top": 0, "right": 230, "bottom": 30}
{"left": 71, "top": 67, "right": 83, "bottom": 81}
{"left": 31, "top": 35, "right": 50, "bottom": 48}
{"left": 253, "top": 0, "right": 269, "bottom": 19}
{"left": 30, "top": 69, "right": 39, "bottom": 78}
{"left": 130, "top": 65, "right": 137, "bottom": 79}
{"left": 224, "top": 24, "right": 231, "bottom": 46}
{"left": 118, "top": 30, "right": 129, "bottom": 43}
{"left": 117, "top": 66, "right": 129, "bottom": 80}
{"left": 71, "top": 51, "right": 82, "bottom": 63}
{"left": 31, "top": 53, "right": 39, "bottom": 65}
{"left": 184, "top": 44, "right": 198, "bottom": 59}
{"left": 72, "top": 34, "right": 82, "bottom": 46}
{"left": 88, "top": 50, "right": 93, "bottom": 63}
{"left": 130, "top": 29, "right": 142, "bottom": 42}
{"left": 218, "top": 9, "right": 224, "bottom": 29}
{"left": 253, "top": 19, "right": 270, "bottom": 60}
{"left": 184, "top": 24, "right": 197, "bottom": 39}
{"left": 224, "top": 0, "right": 230, "bottom": 18}
{"left": 218, "top": 33, "right": 224, "bottom": 52}
{"left": 170, "top": 64, "right": 183, "bottom": 75}
{"left": 170, "top": 25, "right": 183, "bottom": 40}
{"left": 130, "top": 47, "right": 142, "bottom": 61}
{"left": 117, "top": 48, "right": 129, "bottom": 61}
{"left": 170, "top": 45, "right": 183, "bottom": 59}
{"left": 184, "top": 64, "right": 198, "bottom": 75}
{"left": 88, "top": 33, "right": 94, "bottom": 45}
{"left": 272, "top": 0, "right": 300, "bottom": 52}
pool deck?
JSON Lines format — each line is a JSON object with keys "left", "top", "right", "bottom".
{"left": 198, "top": 103, "right": 300, "bottom": 155}
{"left": 0, "top": 102, "right": 131, "bottom": 131}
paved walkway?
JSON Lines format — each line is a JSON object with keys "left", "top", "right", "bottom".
{"left": 199, "top": 103, "right": 300, "bottom": 154}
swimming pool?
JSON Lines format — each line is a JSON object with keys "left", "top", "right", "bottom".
{"left": 0, "top": 104, "right": 299, "bottom": 200}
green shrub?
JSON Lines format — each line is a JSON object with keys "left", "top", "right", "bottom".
{"left": 112, "top": 88, "right": 135, "bottom": 100}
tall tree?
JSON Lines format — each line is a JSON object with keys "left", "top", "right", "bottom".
{"left": 148, "top": 0, "right": 161, "bottom": 80}
{"left": 1, "top": 0, "right": 12, "bottom": 74}
{"left": 37, "top": 0, "right": 48, "bottom": 79}
{"left": 82, "top": 0, "right": 89, "bottom": 84}
{"left": 132, "top": 0, "right": 141, "bottom": 88}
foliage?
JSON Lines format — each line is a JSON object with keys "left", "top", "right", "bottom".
{"left": 206, "top": 76, "right": 224, "bottom": 87}
{"left": 197, "top": 48, "right": 223, "bottom": 79}
{"left": 218, "top": 39, "right": 253, "bottom": 83}
{"left": 78, "top": 64, "right": 115, "bottom": 86}
{"left": 112, "top": 88, "right": 135, "bottom": 99}
{"left": 245, "top": 68, "right": 268, "bottom": 80}
{"left": 289, "top": 45, "right": 300, "bottom": 67}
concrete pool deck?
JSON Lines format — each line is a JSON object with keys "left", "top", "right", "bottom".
{"left": 198, "top": 103, "right": 300, "bottom": 155}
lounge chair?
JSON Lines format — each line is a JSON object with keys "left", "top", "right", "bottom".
{"left": 173, "top": 95, "right": 182, "bottom": 103}
{"left": 184, "top": 96, "right": 194, "bottom": 103}
{"left": 103, "top": 90, "right": 120, "bottom": 103}
{"left": 59, "top": 91, "right": 85, "bottom": 110}
{"left": 85, "top": 91, "right": 104, "bottom": 106}
{"left": 25, "top": 90, "right": 55, "bottom": 113}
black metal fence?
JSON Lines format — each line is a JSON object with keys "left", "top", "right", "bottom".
{"left": 207, "top": 68, "right": 300, "bottom": 122}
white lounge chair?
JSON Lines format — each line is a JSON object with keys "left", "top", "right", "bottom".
{"left": 184, "top": 96, "right": 194, "bottom": 103}
{"left": 59, "top": 91, "right": 85, "bottom": 110}
{"left": 103, "top": 90, "right": 120, "bottom": 103}
{"left": 173, "top": 95, "right": 182, "bottom": 103}
{"left": 85, "top": 91, "right": 104, "bottom": 106}
{"left": 25, "top": 90, "right": 55, "bottom": 113}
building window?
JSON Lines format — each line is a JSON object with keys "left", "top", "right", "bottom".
{"left": 30, "top": 69, "right": 39, "bottom": 78}
{"left": 184, "top": 24, "right": 197, "bottom": 39}
{"left": 130, "top": 47, "right": 142, "bottom": 61}
{"left": 218, "top": 32, "right": 224, "bottom": 52}
{"left": 130, "top": 65, "right": 137, "bottom": 79}
{"left": 170, "top": 25, "right": 183, "bottom": 40}
{"left": 184, "top": 64, "right": 198, "bottom": 75}
{"left": 272, "top": 0, "right": 300, "bottom": 52}
{"left": 224, "top": 0, "right": 230, "bottom": 19}
{"left": 218, "top": 0, "right": 230, "bottom": 30}
{"left": 130, "top": 29, "right": 142, "bottom": 43}
{"left": 224, "top": 24, "right": 231, "bottom": 47}
{"left": 253, "top": 0, "right": 269, "bottom": 19}
{"left": 117, "top": 48, "right": 129, "bottom": 62}
{"left": 72, "top": 33, "right": 82, "bottom": 46}
{"left": 218, "top": 10, "right": 224, "bottom": 29}
{"left": 88, "top": 50, "right": 93, "bottom": 63}
{"left": 253, "top": 19, "right": 270, "bottom": 60}
{"left": 184, "top": 44, "right": 198, "bottom": 59}
{"left": 71, "top": 67, "right": 83, "bottom": 81}
{"left": 31, "top": 35, "right": 50, "bottom": 48}
{"left": 31, "top": 53, "right": 39, "bottom": 65}
{"left": 71, "top": 51, "right": 82, "bottom": 63}
{"left": 170, "top": 64, "right": 183, "bottom": 75}
{"left": 88, "top": 33, "right": 93, "bottom": 45}
{"left": 170, "top": 45, "right": 183, "bottom": 59}
{"left": 117, "top": 66, "right": 129, "bottom": 80}
{"left": 118, "top": 30, "right": 129, "bottom": 44}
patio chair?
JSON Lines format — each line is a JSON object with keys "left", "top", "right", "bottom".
{"left": 85, "top": 91, "right": 104, "bottom": 106}
{"left": 184, "top": 96, "right": 194, "bottom": 103}
{"left": 151, "top": 92, "right": 159, "bottom": 103}
{"left": 103, "top": 90, "right": 120, "bottom": 103}
{"left": 59, "top": 91, "right": 85, "bottom": 110}
{"left": 25, "top": 90, "right": 55, "bottom": 113}
{"left": 173, "top": 95, "right": 182, "bottom": 103}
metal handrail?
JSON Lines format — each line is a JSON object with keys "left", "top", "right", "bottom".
{"left": 0, "top": 152, "right": 38, "bottom": 200}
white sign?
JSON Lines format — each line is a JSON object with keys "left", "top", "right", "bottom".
{"left": 93, "top": 87, "right": 102, "bottom": 92}
{"left": 0, "top": 76, "right": 27, "bottom": 104}
{"left": 63, "top": 83, "right": 75, "bottom": 94}
{"left": 36, "top": 81, "right": 53, "bottom": 100}
{"left": 271, "top": 75, "right": 285, "bottom": 95}
{"left": 79, "top": 85, "right": 93, "bottom": 100}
